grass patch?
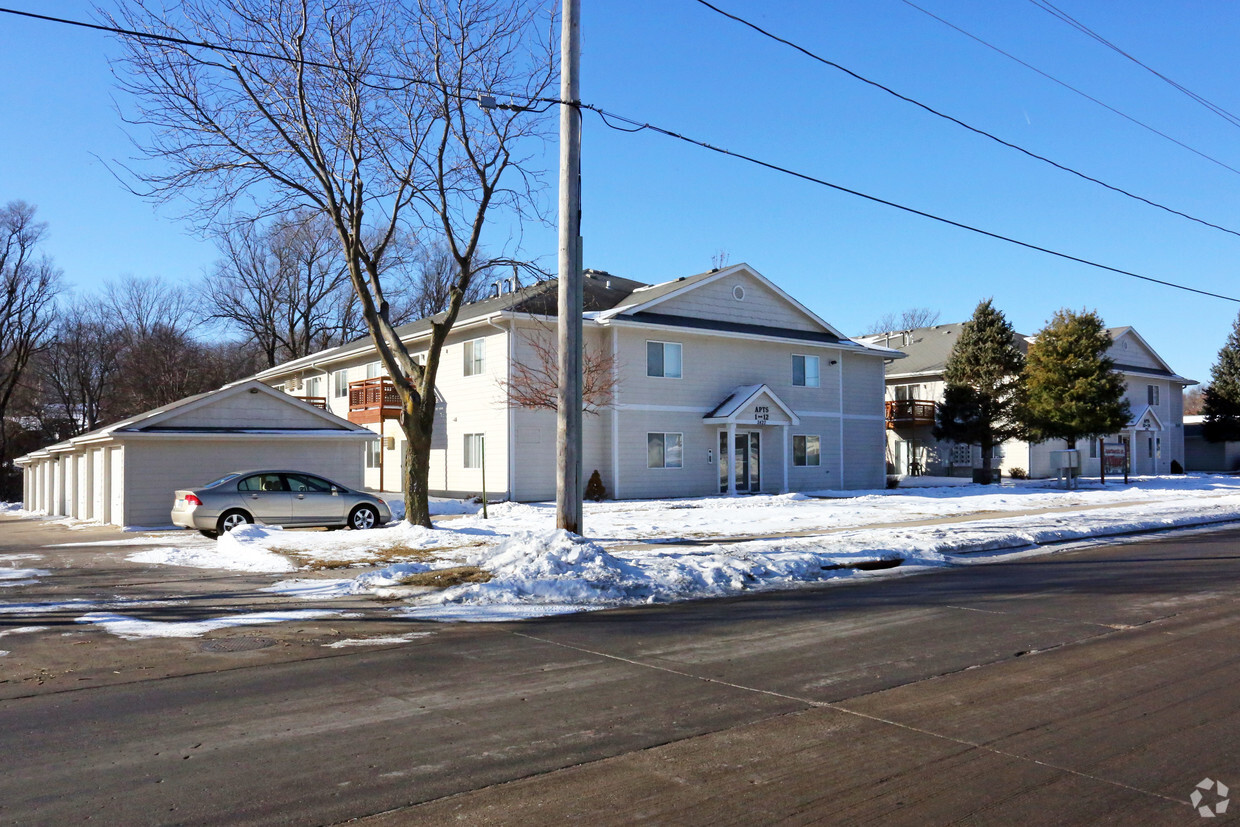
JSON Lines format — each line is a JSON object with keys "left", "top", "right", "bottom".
{"left": 397, "top": 566, "right": 492, "bottom": 589}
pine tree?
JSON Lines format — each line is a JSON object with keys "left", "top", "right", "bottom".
{"left": 1024, "top": 309, "right": 1130, "bottom": 449}
{"left": 933, "top": 299, "right": 1025, "bottom": 484}
{"left": 1203, "top": 312, "right": 1240, "bottom": 443}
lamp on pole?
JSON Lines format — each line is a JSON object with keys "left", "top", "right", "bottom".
{"left": 555, "top": 0, "right": 583, "bottom": 533}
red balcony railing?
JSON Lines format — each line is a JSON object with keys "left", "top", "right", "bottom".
{"left": 348, "top": 377, "right": 401, "bottom": 424}
{"left": 886, "top": 399, "right": 936, "bottom": 429}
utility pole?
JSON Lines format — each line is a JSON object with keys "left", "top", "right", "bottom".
{"left": 555, "top": 0, "right": 583, "bottom": 533}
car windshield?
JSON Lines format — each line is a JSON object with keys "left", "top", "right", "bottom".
{"left": 201, "top": 473, "right": 241, "bottom": 489}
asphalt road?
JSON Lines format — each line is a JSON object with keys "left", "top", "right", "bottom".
{"left": 3, "top": 524, "right": 1240, "bottom": 825}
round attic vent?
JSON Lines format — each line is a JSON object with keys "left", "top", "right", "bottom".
{"left": 732, "top": 285, "right": 745, "bottom": 301}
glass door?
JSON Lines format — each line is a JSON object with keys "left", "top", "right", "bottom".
{"left": 719, "top": 431, "right": 761, "bottom": 493}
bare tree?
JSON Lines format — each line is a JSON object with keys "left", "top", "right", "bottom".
{"left": 106, "top": 0, "right": 556, "bottom": 526}
{"left": 502, "top": 321, "right": 615, "bottom": 415}
{"left": 1184, "top": 386, "right": 1205, "bottom": 416}
{"left": 211, "top": 213, "right": 354, "bottom": 367}
{"left": 104, "top": 274, "right": 200, "bottom": 340}
{"left": 864, "top": 307, "right": 942, "bottom": 335}
{"left": 0, "top": 201, "right": 62, "bottom": 496}
{"left": 40, "top": 300, "right": 128, "bottom": 434}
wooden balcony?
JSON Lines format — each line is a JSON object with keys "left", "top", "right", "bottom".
{"left": 295, "top": 396, "right": 328, "bottom": 410}
{"left": 886, "top": 399, "right": 936, "bottom": 429}
{"left": 348, "top": 377, "right": 401, "bottom": 424}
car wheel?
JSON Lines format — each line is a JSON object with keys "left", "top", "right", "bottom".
{"left": 217, "top": 510, "right": 253, "bottom": 535}
{"left": 199, "top": 529, "right": 219, "bottom": 539}
{"left": 349, "top": 504, "right": 379, "bottom": 531}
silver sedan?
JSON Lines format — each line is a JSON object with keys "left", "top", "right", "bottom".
{"left": 171, "top": 470, "right": 392, "bottom": 538}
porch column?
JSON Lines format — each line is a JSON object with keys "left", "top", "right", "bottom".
{"left": 726, "top": 422, "right": 737, "bottom": 495}
{"left": 782, "top": 424, "right": 790, "bottom": 494}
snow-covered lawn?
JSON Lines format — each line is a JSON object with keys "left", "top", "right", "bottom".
{"left": 8, "top": 474, "right": 1240, "bottom": 631}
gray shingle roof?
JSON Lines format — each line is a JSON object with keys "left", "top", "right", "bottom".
{"left": 871, "top": 323, "right": 1030, "bottom": 377}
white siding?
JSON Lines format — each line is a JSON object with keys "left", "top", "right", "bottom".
{"left": 651, "top": 272, "right": 821, "bottom": 333}
{"left": 167, "top": 391, "right": 331, "bottom": 429}
{"left": 122, "top": 438, "right": 367, "bottom": 528}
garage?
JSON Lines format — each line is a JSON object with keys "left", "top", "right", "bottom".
{"left": 16, "top": 380, "right": 376, "bottom": 528}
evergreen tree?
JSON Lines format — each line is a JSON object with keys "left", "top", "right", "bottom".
{"left": 1203, "top": 312, "right": 1240, "bottom": 443}
{"left": 933, "top": 299, "right": 1025, "bottom": 484}
{"left": 1024, "top": 309, "right": 1130, "bottom": 450}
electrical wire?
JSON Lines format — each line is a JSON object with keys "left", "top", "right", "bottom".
{"left": 0, "top": 6, "right": 561, "bottom": 108}
{"left": 582, "top": 102, "right": 1239, "bottom": 304}
{"left": 1027, "top": 0, "right": 1240, "bottom": 130}
{"left": 689, "top": 0, "right": 1240, "bottom": 241}
{"left": 899, "top": 0, "right": 1240, "bottom": 179}
{"left": 3, "top": 5, "right": 1236, "bottom": 302}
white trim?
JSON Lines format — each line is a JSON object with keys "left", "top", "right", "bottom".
{"left": 111, "top": 430, "right": 377, "bottom": 441}
{"left": 838, "top": 356, "right": 845, "bottom": 485}
{"left": 645, "top": 339, "right": 683, "bottom": 379}
{"left": 800, "top": 411, "right": 887, "bottom": 422}
{"left": 599, "top": 263, "right": 850, "bottom": 340}
{"left": 616, "top": 404, "right": 713, "bottom": 413}
{"left": 610, "top": 327, "right": 621, "bottom": 499}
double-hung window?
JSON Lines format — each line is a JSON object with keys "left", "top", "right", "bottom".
{"left": 365, "top": 439, "right": 382, "bottom": 469}
{"left": 646, "top": 341, "right": 682, "bottom": 378}
{"left": 1148, "top": 385, "right": 1159, "bottom": 406}
{"left": 365, "top": 361, "right": 384, "bottom": 379}
{"left": 464, "top": 338, "right": 486, "bottom": 376}
{"left": 792, "top": 354, "right": 820, "bottom": 387}
{"left": 464, "top": 434, "right": 485, "bottom": 468}
{"left": 333, "top": 369, "right": 349, "bottom": 399}
{"left": 793, "top": 435, "right": 820, "bottom": 467}
{"left": 647, "top": 433, "right": 683, "bottom": 468}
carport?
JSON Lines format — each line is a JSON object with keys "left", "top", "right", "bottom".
{"left": 16, "top": 380, "right": 376, "bottom": 528}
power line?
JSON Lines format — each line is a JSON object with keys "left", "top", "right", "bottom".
{"left": 1028, "top": 0, "right": 1240, "bottom": 130}
{"left": 899, "top": 0, "right": 1240, "bottom": 179}
{"left": 689, "top": 0, "right": 1240, "bottom": 241}
{"left": 0, "top": 6, "right": 560, "bottom": 107}
{"left": 583, "top": 103, "right": 1239, "bottom": 304}
{"left": 4, "top": 5, "right": 1236, "bottom": 303}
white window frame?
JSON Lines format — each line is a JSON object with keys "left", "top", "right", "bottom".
{"left": 793, "top": 434, "right": 821, "bottom": 467}
{"left": 792, "top": 354, "right": 820, "bottom": 388}
{"left": 464, "top": 338, "right": 486, "bottom": 377}
{"left": 464, "top": 433, "right": 485, "bottom": 469}
{"left": 1148, "top": 384, "right": 1159, "bottom": 406}
{"left": 365, "top": 361, "right": 384, "bottom": 379}
{"left": 645, "top": 341, "right": 683, "bottom": 379}
{"left": 333, "top": 369, "right": 349, "bottom": 398}
{"left": 647, "top": 432, "right": 683, "bottom": 469}
{"left": 365, "top": 439, "right": 382, "bottom": 469}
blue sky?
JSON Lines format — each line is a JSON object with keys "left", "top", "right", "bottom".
{"left": 3, "top": 1, "right": 1240, "bottom": 388}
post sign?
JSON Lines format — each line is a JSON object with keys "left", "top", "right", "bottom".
{"left": 1103, "top": 443, "right": 1126, "bottom": 475}
{"left": 754, "top": 405, "right": 769, "bottom": 424}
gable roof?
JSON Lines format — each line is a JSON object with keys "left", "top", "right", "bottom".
{"left": 254, "top": 272, "right": 647, "bottom": 381}
{"left": 598, "top": 263, "right": 847, "bottom": 340}
{"left": 16, "top": 380, "right": 371, "bottom": 462}
{"left": 704, "top": 384, "right": 800, "bottom": 425}
{"left": 869, "top": 322, "right": 1193, "bottom": 385}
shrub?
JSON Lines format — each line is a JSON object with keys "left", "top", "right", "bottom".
{"left": 886, "top": 475, "right": 900, "bottom": 489}
{"left": 1170, "top": 459, "right": 1184, "bottom": 475}
{"left": 585, "top": 469, "right": 607, "bottom": 501}
{"left": 1008, "top": 467, "right": 1028, "bottom": 479}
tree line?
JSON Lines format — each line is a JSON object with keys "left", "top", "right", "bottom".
{"left": 931, "top": 299, "right": 1131, "bottom": 483}
{"left": 0, "top": 200, "right": 486, "bottom": 499}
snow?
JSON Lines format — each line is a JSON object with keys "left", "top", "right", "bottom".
{"left": 12, "top": 475, "right": 1240, "bottom": 627}
{"left": 325, "top": 632, "right": 433, "bottom": 648}
{"left": 76, "top": 609, "right": 342, "bottom": 639}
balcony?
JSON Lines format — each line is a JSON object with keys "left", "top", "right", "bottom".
{"left": 886, "top": 399, "right": 936, "bottom": 429}
{"left": 295, "top": 396, "right": 327, "bottom": 410}
{"left": 348, "top": 377, "right": 402, "bottom": 424}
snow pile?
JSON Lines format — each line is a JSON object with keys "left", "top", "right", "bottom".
{"left": 0, "top": 566, "right": 50, "bottom": 587}
{"left": 129, "top": 526, "right": 296, "bottom": 573}
{"left": 384, "top": 496, "right": 481, "bottom": 522}
{"left": 76, "top": 609, "right": 341, "bottom": 639}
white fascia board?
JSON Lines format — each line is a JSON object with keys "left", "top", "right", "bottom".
{"left": 599, "top": 263, "right": 851, "bottom": 341}
{"left": 114, "top": 430, "right": 378, "bottom": 441}
{"left": 1114, "top": 328, "right": 1178, "bottom": 375}
{"left": 1118, "top": 367, "right": 1197, "bottom": 386}
{"left": 885, "top": 369, "right": 943, "bottom": 381}
{"left": 253, "top": 313, "right": 506, "bottom": 382}
{"left": 598, "top": 317, "right": 885, "bottom": 356}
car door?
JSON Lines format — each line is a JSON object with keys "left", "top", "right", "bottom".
{"left": 284, "top": 473, "right": 346, "bottom": 525}
{"left": 235, "top": 473, "right": 294, "bottom": 525}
